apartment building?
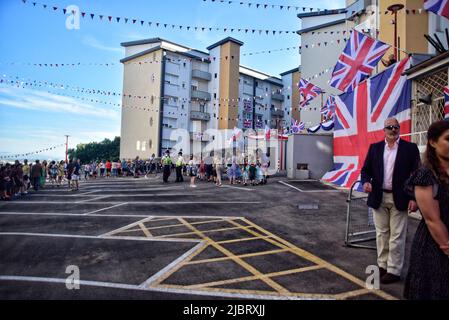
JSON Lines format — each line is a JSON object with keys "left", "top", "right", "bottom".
{"left": 119, "top": 37, "right": 300, "bottom": 159}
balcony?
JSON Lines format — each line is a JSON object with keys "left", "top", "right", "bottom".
{"left": 190, "top": 132, "right": 212, "bottom": 141}
{"left": 271, "top": 109, "right": 285, "bottom": 117}
{"left": 271, "top": 93, "right": 285, "bottom": 102}
{"left": 192, "top": 69, "right": 212, "bottom": 81}
{"left": 191, "top": 89, "right": 211, "bottom": 101}
{"left": 190, "top": 110, "right": 211, "bottom": 121}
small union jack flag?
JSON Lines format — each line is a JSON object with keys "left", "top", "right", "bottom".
{"left": 424, "top": 0, "right": 449, "bottom": 19}
{"left": 290, "top": 120, "right": 305, "bottom": 134}
{"left": 321, "top": 95, "right": 337, "bottom": 120}
{"left": 243, "top": 119, "right": 252, "bottom": 128}
{"left": 444, "top": 86, "right": 449, "bottom": 120}
{"left": 330, "top": 30, "right": 390, "bottom": 93}
{"left": 298, "top": 78, "right": 322, "bottom": 107}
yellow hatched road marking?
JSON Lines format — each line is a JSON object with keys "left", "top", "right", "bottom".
{"left": 187, "top": 248, "right": 289, "bottom": 265}
{"left": 177, "top": 218, "right": 290, "bottom": 294}
{"left": 216, "top": 235, "right": 273, "bottom": 244}
{"left": 153, "top": 225, "right": 254, "bottom": 239}
{"left": 240, "top": 217, "right": 398, "bottom": 300}
{"left": 185, "top": 265, "right": 324, "bottom": 289}
{"left": 138, "top": 223, "right": 152, "bottom": 238}
{"left": 113, "top": 218, "right": 228, "bottom": 234}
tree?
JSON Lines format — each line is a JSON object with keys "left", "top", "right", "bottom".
{"left": 68, "top": 137, "right": 120, "bottom": 164}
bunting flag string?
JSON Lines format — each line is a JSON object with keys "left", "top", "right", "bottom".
{"left": 0, "top": 38, "right": 353, "bottom": 69}
{"left": 0, "top": 38, "right": 351, "bottom": 68}
{"left": 1, "top": 73, "right": 298, "bottom": 98}
{"left": 0, "top": 144, "right": 65, "bottom": 160}
{"left": 2, "top": 79, "right": 308, "bottom": 121}
{"left": 21, "top": 0, "right": 298, "bottom": 36}
{"left": 1, "top": 74, "right": 323, "bottom": 114}
{"left": 201, "top": 0, "right": 427, "bottom": 15}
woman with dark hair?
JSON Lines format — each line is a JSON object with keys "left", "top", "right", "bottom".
{"left": 404, "top": 120, "right": 449, "bottom": 300}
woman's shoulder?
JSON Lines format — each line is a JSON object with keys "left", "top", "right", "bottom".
{"left": 407, "top": 166, "right": 438, "bottom": 187}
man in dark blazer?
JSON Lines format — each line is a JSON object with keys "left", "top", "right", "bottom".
{"left": 361, "top": 117, "right": 421, "bottom": 284}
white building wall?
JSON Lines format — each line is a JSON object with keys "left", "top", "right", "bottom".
{"left": 282, "top": 73, "right": 293, "bottom": 129}
{"left": 300, "top": 21, "right": 348, "bottom": 128}
{"left": 208, "top": 47, "right": 221, "bottom": 133}
{"left": 428, "top": 13, "right": 449, "bottom": 54}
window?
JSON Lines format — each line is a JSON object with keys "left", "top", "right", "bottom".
{"left": 214, "top": 93, "right": 217, "bottom": 99}
{"left": 141, "top": 141, "right": 146, "bottom": 151}
{"left": 149, "top": 139, "right": 153, "bottom": 149}
{"left": 136, "top": 140, "right": 141, "bottom": 151}
{"left": 149, "top": 117, "right": 153, "bottom": 127}
{"left": 214, "top": 73, "right": 217, "bottom": 79}
{"left": 182, "top": 82, "right": 186, "bottom": 89}
{"left": 191, "top": 85, "right": 198, "bottom": 91}
{"left": 183, "top": 62, "right": 186, "bottom": 67}
{"left": 287, "top": 95, "right": 290, "bottom": 100}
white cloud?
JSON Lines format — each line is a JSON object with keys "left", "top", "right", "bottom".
{"left": 82, "top": 35, "right": 124, "bottom": 53}
{"left": 0, "top": 86, "right": 120, "bottom": 120}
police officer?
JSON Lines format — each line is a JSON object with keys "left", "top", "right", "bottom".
{"left": 175, "top": 151, "right": 184, "bottom": 182}
{"left": 162, "top": 150, "right": 172, "bottom": 183}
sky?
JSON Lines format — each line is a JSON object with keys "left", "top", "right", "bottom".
{"left": 0, "top": 0, "right": 345, "bottom": 160}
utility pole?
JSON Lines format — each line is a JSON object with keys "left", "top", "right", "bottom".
{"left": 387, "top": 4, "right": 404, "bottom": 61}
{"left": 65, "top": 135, "right": 70, "bottom": 163}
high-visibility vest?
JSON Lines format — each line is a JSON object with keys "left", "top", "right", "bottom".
{"left": 162, "top": 156, "right": 172, "bottom": 165}
{"left": 176, "top": 157, "right": 184, "bottom": 167}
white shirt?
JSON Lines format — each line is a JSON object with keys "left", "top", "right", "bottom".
{"left": 383, "top": 138, "right": 399, "bottom": 190}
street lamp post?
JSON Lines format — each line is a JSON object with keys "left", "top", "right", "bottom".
{"left": 65, "top": 135, "right": 70, "bottom": 163}
{"left": 387, "top": 4, "right": 404, "bottom": 61}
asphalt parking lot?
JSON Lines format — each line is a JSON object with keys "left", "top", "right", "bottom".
{"left": 0, "top": 174, "right": 419, "bottom": 300}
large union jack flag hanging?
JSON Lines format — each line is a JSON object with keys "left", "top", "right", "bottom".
{"left": 298, "top": 78, "right": 322, "bottom": 107}
{"left": 330, "top": 30, "right": 390, "bottom": 93}
{"left": 444, "top": 86, "right": 449, "bottom": 120}
{"left": 424, "top": 0, "right": 449, "bottom": 19}
{"left": 322, "top": 58, "right": 412, "bottom": 189}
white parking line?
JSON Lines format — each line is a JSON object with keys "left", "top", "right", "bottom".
{"left": 3, "top": 201, "right": 262, "bottom": 205}
{"left": 76, "top": 195, "right": 110, "bottom": 203}
{"left": 278, "top": 181, "right": 341, "bottom": 193}
{"left": 84, "top": 203, "right": 128, "bottom": 215}
{"left": 0, "top": 232, "right": 200, "bottom": 243}
{"left": 278, "top": 181, "right": 304, "bottom": 192}
{"left": 220, "top": 185, "right": 255, "bottom": 191}
{"left": 0, "top": 275, "right": 312, "bottom": 300}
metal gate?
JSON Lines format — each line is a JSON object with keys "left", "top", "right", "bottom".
{"left": 345, "top": 181, "right": 376, "bottom": 250}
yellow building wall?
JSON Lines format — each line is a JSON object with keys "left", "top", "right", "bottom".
{"left": 379, "top": 0, "right": 428, "bottom": 64}
{"left": 291, "top": 71, "right": 301, "bottom": 121}
{"left": 120, "top": 50, "right": 163, "bottom": 159}
{"left": 219, "top": 42, "right": 240, "bottom": 129}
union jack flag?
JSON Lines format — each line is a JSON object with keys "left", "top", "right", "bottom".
{"left": 322, "top": 58, "right": 412, "bottom": 189}
{"left": 243, "top": 100, "right": 253, "bottom": 112}
{"left": 298, "top": 78, "right": 322, "bottom": 107}
{"left": 321, "top": 95, "right": 337, "bottom": 120}
{"left": 243, "top": 119, "right": 252, "bottom": 128}
{"left": 444, "top": 86, "right": 449, "bottom": 120}
{"left": 424, "top": 0, "right": 449, "bottom": 19}
{"left": 290, "top": 120, "right": 305, "bottom": 134}
{"left": 330, "top": 30, "right": 390, "bottom": 93}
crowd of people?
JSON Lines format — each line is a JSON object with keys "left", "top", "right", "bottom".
{"left": 160, "top": 150, "right": 271, "bottom": 188}
{"left": 0, "top": 151, "right": 271, "bottom": 201}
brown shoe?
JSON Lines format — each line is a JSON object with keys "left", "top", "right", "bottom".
{"left": 380, "top": 273, "right": 400, "bottom": 284}
{"left": 379, "top": 267, "right": 387, "bottom": 277}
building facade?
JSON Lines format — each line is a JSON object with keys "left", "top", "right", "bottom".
{"left": 119, "top": 37, "right": 300, "bottom": 160}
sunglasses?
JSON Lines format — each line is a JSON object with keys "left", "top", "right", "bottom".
{"left": 385, "top": 125, "right": 400, "bottom": 130}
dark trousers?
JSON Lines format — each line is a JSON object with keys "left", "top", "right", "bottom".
{"left": 163, "top": 165, "right": 171, "bottom": 182}
{"left": 175, "top": 166, "right": 183, "bottom": 182}
{"left": 32, "top": 177, "right": 40, "bottom": 191}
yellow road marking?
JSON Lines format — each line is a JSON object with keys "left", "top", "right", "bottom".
{"left": 153, "top": 225, "right": 253, "bottom": 239}
{"left": 187, "top": 248, "right": 289, "bottom": 265}
{"left": 138, "top": 223, "right": 152, "bottom": 238}
{"left": 240, "top": 218, "right": 398, "bottom": 300}
{"left": 177, "top": 218, "right": 290, "bottom": 294}
{"left": 185, "top": 265, "right": 324, "bottom": 289}
{"left": 216, "top": 235, "right": 273, "bottom": 244}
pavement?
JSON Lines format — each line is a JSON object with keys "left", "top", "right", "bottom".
{"left": 0, "top": 174, "right": 419, "bottom": 300}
